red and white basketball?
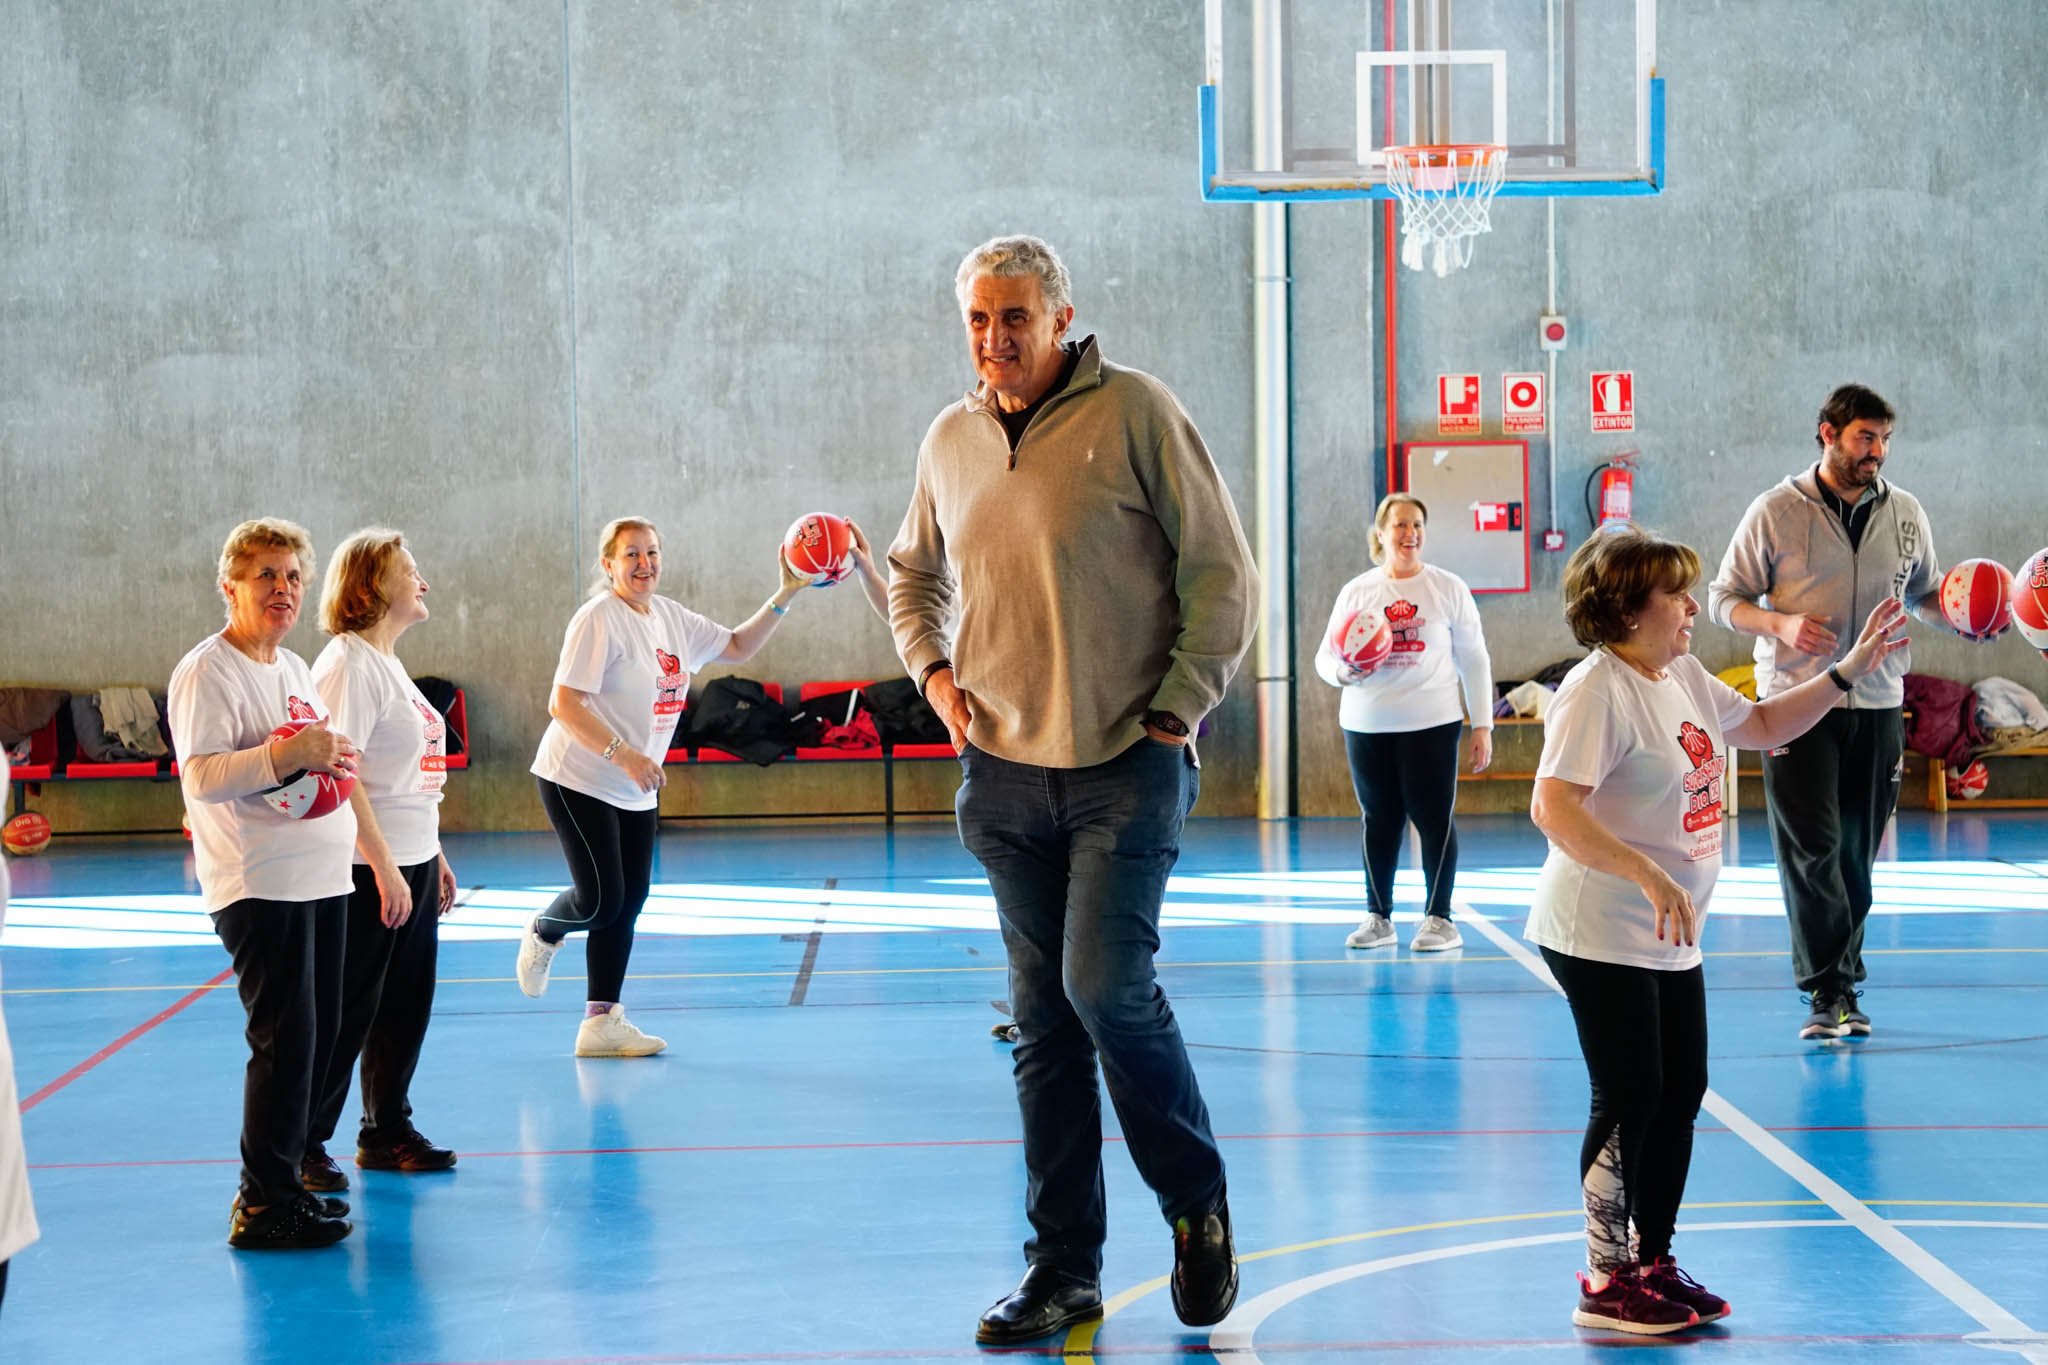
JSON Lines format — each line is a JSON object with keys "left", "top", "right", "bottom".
{"left": 1939, "top": 558, "right": 2013, "bottom": 638}
{"left": 1330, "top": 606, "right": 1394, "bottom": 673}
{"left": 2, "top": 811, "right": 51, "bottom": 856}
{"left": 1946, "top": 759, "right": 1989, "bottom": 801}
{"left": 2011, "top": 548, "right": 2048, "bottom": 654}
{"left": 782, "top": 513, "right": 854, "bottom": 586}
{"left": 260, "top": 721, "right": 355, "bottom": 820}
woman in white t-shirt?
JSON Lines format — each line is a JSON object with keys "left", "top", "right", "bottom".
{"left": 1527, "top": 525, "right": 1905, "bottom": 1336}
{"left": 167, "top": 518, "right": 362, "bottom": 1251}
{"left": 1316, "top": 494, "right": 1494, "bottom": 953}
{"left": 518, "top": 515, "right": 808, "bottom": 1057}
{"left": 307, "top": 529, "right": 460, "bottom": 1187}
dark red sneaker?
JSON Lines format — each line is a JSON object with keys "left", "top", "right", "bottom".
{"left": 1572, "top": 1267, "right": 1698, "bottom": 1335}
{"left": 357, "top": 1127, "right": 458, "bottom": 1173}
{"left": 1641, "top": 1256, "right": 1729, "bottom": 1324}
{"left": 300, "top": 1144, "right": 349, "bottom": 1192}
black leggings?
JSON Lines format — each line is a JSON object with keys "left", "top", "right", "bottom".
{"left": 1541, "top": 948, "right": 1708, "bottom": 1271}
{"left": 1343, "top": 721, "right": 1463, "bottom": 920}
{"left": 536, "top": 778, "right": 660, "bottom": 1003}
{"left": 310, "top": 857, "right": 443, "bottom": 1149}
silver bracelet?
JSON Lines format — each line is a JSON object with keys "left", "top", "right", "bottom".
{"left": 601, "top": 735, "right": 623, "bottom": 761}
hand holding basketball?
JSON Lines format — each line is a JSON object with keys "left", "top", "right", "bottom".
{"left": 273, "top": 718, "right": 358, "bottom": 778}
{"left": 1836, "top": 597, "right": 1910, "bottom": 681}
{"left": 775, "top": 542, "right": 809, "bottom": 597}
{"left": 1774, "top": 612, "right": 1839, "bottom": 657}
{"left": 845, "top": 520, "right": 878, "bottom": 578}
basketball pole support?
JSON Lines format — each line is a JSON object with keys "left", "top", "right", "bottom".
{"left": 1249, "top": 0, "right": 1295, "bottom": 819}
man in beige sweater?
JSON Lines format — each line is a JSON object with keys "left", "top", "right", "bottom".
{"left": 889, "top": 235, "right": 1258, "bottom": 1344}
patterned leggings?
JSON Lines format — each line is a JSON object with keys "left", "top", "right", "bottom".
{"left": 1540, "top": 949, "right": 1708, "bottom": 1270}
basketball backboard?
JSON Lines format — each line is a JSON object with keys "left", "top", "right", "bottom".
{"left": 1201, "top": 0, "right": 1660, "bottom": 201}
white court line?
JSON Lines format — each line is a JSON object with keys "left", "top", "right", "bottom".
{"left": 1210, "top": 1219, "right": 2048, "bottom": 1358}
{"left": 1456, "top": 906, "right": 2048, "bottom": 1363}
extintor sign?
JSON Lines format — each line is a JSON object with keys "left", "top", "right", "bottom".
{"left": 1591, "top": 371, "right": 1635, "bottom": 432}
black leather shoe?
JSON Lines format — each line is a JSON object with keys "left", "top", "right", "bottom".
{"left": 1171, "top": 1201, "right": 1239, "bottom": 1327}
{"left": 975, "top": 1265, "right": 1103, "bottom": 1344}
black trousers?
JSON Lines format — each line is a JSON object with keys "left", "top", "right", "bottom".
{"left": 1343, "top": 721, "right": 1463, "bottom": 920}
{"left": 1541, "top": 948, "right": 1708, "bottom": 1271}
{"left": 1760, "top": 706, "right": 1904, "bottom": 995}
{"left": 536, "top": 778, "right": 660, "bottom": 1003}
{"left": 211, "top": 894, "right": 348, "bottom": 1207}
{"left": 310, "top": 858, "right": 442, "bottom": 1149}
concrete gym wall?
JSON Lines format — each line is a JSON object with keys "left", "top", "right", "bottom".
{"left": 8, "top": 1, "right": 2047, "bottom": 830}
{"left": 1, "top": 0, "right": 1255, "bottom": 831}
{"left": 1289, "top": 0, "right": 2048, "bottom": 817}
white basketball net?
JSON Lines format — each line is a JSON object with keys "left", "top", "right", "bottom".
{"left": 1383, "top": 145, "right": 1509, "bottom": 278}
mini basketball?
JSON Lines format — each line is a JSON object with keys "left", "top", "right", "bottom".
{"left": 1939, "top": 558, "right": 2014, "bottom": 638}
{"left": 2011, "top": 548, "right": 2048, "bottom": 653}
{"left": 1946, "top": 759, "right": 1989, "bottom": 802}
{"left": 260, "top": 721, "right": 355, "bottom": 820}
{"left": 782, "top": 512, "right": 854, "bottom": 586}
{"left": 1330, "top": 606, "right": 1394, "bottom": 672}
{"left": 2, "top": 811, "right": 51, "bottom": 856}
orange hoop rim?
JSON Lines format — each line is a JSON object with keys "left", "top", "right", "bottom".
{"left": 1382, "top": 143, "right": 1510, "bottom": 166}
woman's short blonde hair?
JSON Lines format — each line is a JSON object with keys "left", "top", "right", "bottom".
{"left": 589, "top": 516, "right": 661, "bottom": 597}
{"left": 1367, "top": 493, "right": 1428, "bottom": 564}
{"left": 1561, "top": 524, "right": 1703, "bottom": 648}
{"left": 217, "top": 517, "right": 314, "bottom": 590}
{"left": 321, "top": 528, "right": 408, "bottom": 635}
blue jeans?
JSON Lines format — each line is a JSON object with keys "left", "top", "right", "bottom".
{"left": 956, "top": 736, "right": 1226, "bottom": 1283}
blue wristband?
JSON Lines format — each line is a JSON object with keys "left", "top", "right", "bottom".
{"left": 770, "top": 602, "right": 788, "bottom": 616}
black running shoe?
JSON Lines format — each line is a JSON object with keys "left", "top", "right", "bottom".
{"left": 1640, "top": 1256, "right": 1729, "bottom": 1324}
{"left": 228, "top": 1192, "right": 352, "bottom": 1250}
{"left": 1798, "top": 993, "right": 1844, "bottom": 1040}
{"left": 1836, "top": 991, "right": 1871, "bottom": 1037}
{"left": 1572, "top": 1267, "right": 1697, "bottom": 1335}
{"left": 301, "top": 1144, "right": 349, "bottom": 1192}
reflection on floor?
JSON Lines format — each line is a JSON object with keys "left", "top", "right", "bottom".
{"left": 4, "top": 812, "right": 2045, "bottom": 1363}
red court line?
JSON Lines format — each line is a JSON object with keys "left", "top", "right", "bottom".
{"left": 29, "top": 1121, "right": 2048, "bottom": 1171}
{"left": 18, "top": 967, "right": 234, "bottom": 1114}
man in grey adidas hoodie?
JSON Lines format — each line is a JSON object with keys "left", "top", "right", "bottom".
{"left": 1709, "top": 384, "right": 1982, "bottom": 1042}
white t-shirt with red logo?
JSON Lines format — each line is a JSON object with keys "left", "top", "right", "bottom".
{"left": 168, "top": 633, "right": 359, "bottom": 913}
{"left": 1315, "top": 563, "right": 1494, "bottom": 734}
{"left": 1524, "top": 651, "right": 1754, "bottom": 971}
{"left": 311, "top": 632, "right": 445, "bottom": 868}
{"left": 530, "top": 592, "right": 731, "bottom": 810}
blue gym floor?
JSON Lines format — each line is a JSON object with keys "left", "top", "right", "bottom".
{"left": 4, "top": 811, "right": 2047, "bottom": 1363}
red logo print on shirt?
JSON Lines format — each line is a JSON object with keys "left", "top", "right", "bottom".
{"left": 286, "top": 695, "right": 319, "bottom": 721}
{"left": 1676, "top": 721, "right": 1726, "bottom": 835}
{"left": 413, "top": 699, "right": 448, "bottom": 781}
{"left": 1383, "top": 598, "right": 1425, "bottom": 660}
{"left": 653, "top": 648, "right": 687, "bottom": 716}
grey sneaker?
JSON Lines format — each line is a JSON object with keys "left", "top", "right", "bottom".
{"left": 1345, "top": 913, "right": 1396, "bottom": 949}
{"left": 1410, "top": 915, "right": 1463, "bottom": 952}
{"left": 1798, "top": 993, "right": 1844, "bottom": 1040}
{"left": 516, "top": 916, "right": 561, "bottom": 998}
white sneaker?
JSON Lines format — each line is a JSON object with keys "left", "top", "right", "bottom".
{"left": 516, "top": 917, "right": 561, "bottom": 998}
{"left": 574, "top": 1005, "right": 667, "bottom": 1057}
{"left": 1345, "top": 913, "right": 1396, "bottom": 949}
{"left": 1410, "top": 915, "right": 1463, "bottom": 952}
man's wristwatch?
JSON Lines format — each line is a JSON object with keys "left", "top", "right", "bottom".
{"left": 1144, "top": 710, "right": 1189, "bottom": 738}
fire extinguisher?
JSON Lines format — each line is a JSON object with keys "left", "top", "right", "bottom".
{"left": 1584, "top": 453, "right": 1638, "bottom": 529}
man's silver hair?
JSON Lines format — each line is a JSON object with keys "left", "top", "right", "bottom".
{"left": 954, "top": 235, "right": 1073, "bottom": 318}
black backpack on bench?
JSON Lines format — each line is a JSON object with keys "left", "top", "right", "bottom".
{"left": 686, "top": 677, "right": 803, "bottom": 766}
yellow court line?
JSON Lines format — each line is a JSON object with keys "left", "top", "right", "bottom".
{"left": 11, "top": 943, "right": 2048, "bottom": 997}
{"left": 1059, "top": 1198, "right": 2048, "bottom": 1358}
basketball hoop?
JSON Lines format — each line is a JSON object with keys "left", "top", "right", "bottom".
{"left": 1382, "top": 144, "right": 1509, "bottom": 278}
